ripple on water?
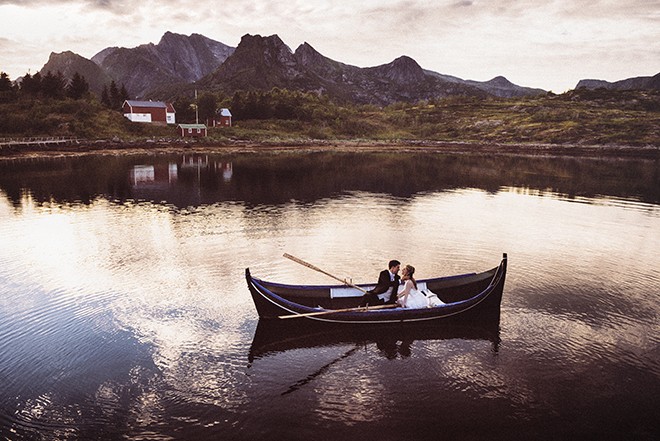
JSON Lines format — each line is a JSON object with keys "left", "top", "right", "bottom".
{"left": 1, "top": 163, "right": 659, "bottom": 439}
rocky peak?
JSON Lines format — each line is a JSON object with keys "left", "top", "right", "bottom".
{"left": 92, "top": 32, "right": 234, "bottom": 98}
{"left": 40, "top": 51, "right": 112, "bottom": 95}
{"left": 158, "top": 31, "right": 186, "bottom": 46}
{"left": 154, "top": 31, "right": 234, "bottom": 81}
{"left": 235, "top": 34, "right": 296, "bottom": 67}
{"left": 201, "top": 33, "right": 305, "bottom": 90}
{"left": 486, "top": 76, "right": 514, "bottom": 87}
{"left": 371, "top": 55, "right": 426, "bottom": 83}
{"left": 91, "top": 47, "right": 118, "bottom": 65}
{"left": 294, "top": 42, "right": 325, "bottom": 67}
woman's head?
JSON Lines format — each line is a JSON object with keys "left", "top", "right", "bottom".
{"left": 403, "top": 264, "right": 417, "bottom": 289}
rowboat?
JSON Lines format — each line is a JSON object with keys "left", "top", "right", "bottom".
{"left": 245, "top": 253, "right": 507, "bottom": 324}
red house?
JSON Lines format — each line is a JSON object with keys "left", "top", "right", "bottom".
{"left": 177, "top": 124, "right": 207, "bottom": 137}
{"left": 123, "top": 100, "right": 176, "bottom": 124}
{"left": 209, "top": 108, "right": 232, "bottom": 127}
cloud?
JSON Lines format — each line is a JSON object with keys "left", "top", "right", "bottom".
{"left": 0, "top": 0, "right": 121, "bottom": 6}
{"left": 0, "top": 0, "right": 658, "bottom": 91}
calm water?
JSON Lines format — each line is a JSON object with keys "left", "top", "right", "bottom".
{"left": 0, "top": 152, "right": 658, "bottom": 440}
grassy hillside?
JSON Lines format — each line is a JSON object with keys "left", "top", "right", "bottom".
{"left": 1, "top": 89, "right": 658, "bottom": 147}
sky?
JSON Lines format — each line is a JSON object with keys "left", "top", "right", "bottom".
{"left": 0, "top": 0, "right": 658, "bottom": 93}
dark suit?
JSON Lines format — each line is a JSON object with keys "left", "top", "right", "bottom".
{"left": 360, "top": 270, "right": 400, "bottom": 306}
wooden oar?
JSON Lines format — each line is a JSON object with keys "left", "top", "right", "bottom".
{"left": 279, "top": 303, "right": 398, "bottom": 320}
{"left": 283, "top": 253, "right": 367, "bottom": 293}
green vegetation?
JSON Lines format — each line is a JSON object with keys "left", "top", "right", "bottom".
{"left": 1, "top": 70, "right": 658, "bottom": 147}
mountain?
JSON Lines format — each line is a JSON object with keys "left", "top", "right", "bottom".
{"left": 201, "top": 34, "right": 305, "bottom": 91}
{"left": 199, "top": 34, "right": 522, "bottom": 105}
{"left": 90, "top": 47, "right": 118, "bottom": 65}
{"left": 93, "top": 31, "right": 235, "bottom": 98}
{"left": 39, "top": 51, "right": 113, "bottom": 96}
{"left": 35, "top": 31, "right": 546, "bottom": 104}
{"left": 466, "top": 76, "right": 546, "bottom": 98}
{"left": 575, "top": 73, "right": 660, "bottom": 91}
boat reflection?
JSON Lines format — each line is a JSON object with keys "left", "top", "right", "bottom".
{"left": 248, "top": 312, "right": 501, "bottom": 363}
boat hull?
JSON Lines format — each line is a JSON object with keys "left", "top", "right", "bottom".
{"left": 245, "top": 254, "right": 507, "bottom": 324}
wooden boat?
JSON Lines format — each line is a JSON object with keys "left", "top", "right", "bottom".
{"left": 245, "top": 253, "right": 507, "bottom": 324}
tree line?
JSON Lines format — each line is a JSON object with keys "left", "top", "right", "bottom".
{"left": 171, "top": 88, "right": 341, "bottom": 124}
{"left": 3, "top": 70, "right": 345, "bottom": 124}
{"left": 0, "top": 71, "right": 129, "bottom": 109}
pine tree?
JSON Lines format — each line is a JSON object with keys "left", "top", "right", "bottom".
{"left": 231, "top": 92, "right": 244, "bottom": 119}
{"left": 41, "top": 70, "right": 66, "bottom": 99}
{"left": 109, "top": 80, "right": 120, "bottom": 109}
{"left": 101, "top": 85, "right": 111, "bottom": 107}
{"left": 66, "top": 72, "right": 89, "bottom": 99}
{"left": 0, "top": 72, "right": 12, "bottom": 92}
{"left": 198, "top": 92, "right": 217, "bottom": 124}
{"left": 21, "top": 72, "right": 42, "bottom": 96}
{"left": 119, "top": 84, "right": 129, "bottom": 103}
{"left": 0, "top": 71, "right": 15, "bottom": 102}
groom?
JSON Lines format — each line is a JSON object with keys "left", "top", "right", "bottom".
{"left": 360, "top": 260, "right": 401, "bottom": 306}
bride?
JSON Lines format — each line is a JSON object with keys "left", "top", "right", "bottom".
{"left": 397, "top": 264, "right": 434, "bottom": 308}
{"left": 397, "top": 265, "right": 429, "bottom": 308}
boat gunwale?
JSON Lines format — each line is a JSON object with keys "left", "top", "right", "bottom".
{"left": 252, "top": 270, "right": 483, "bottom": 294}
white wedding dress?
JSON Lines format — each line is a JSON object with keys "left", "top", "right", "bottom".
{"left": 397, "top": 280, "right": 432, "bottom": 308}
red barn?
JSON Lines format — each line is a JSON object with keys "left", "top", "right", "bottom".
{"left": 177, "top": 124, "right": 207, "bottom": 137}
{"left": 123, "top": 100, "right": 176, "bottom": 124}
{"left": 209, "top": 108, "right": 232, "bottom": 127}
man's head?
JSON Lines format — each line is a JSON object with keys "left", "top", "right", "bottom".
{"left": 388, "top": 260, "right": 401, "bottom": 274}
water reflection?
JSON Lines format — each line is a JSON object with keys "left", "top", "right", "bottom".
{"left": 0, "top": 153, "right": 657, "bottom": 209}
{"left": 0, "top": 152, "right": 658, "bottom": 440}
{"left": 180, "top": 154, "right": 233, "bottom": 182}
{"left": 249, "top": 315, "right": 501, "bottom": 364}
{"left": 130, "top": 163, "right": 178, "bottom": 187}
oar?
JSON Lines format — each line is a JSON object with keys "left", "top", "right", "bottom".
{"left": 283, "top": 253, "right": 367, "bottom": 293}
{"left": 279, "top": 303, "right": 398, "bottom": 320}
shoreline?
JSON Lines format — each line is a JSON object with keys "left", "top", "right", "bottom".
{"left": 1, "top": 138, "right": 658, "bottom": 160}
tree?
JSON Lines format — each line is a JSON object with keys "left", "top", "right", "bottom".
{"left": 21, "top": 72, "right": 42, "bottom": 96}
{"left": 101, "top": 85, "right": 111, "bottom": 107}
{"left": 0, "top": 71, "right": 16, "bottom": 102}
{"left": 109, "top": 80, "right": 121, "bottom": 109}
{"left": 0, "top": 72, "right": 12, "bottom": 92}
{"left": 231, "top": 92, "right": 244, "bottom": 119}
{"left": 41, "top": 70, "right": 67, "bottom": 99}
{"left": 198, "top": 92, "right": 217, "bottom": 124}
{"left": 66, "top": 72, "right": 89, "bottom": 99}
{"left": 172, "top": 96, "right": 195, "bottom": 123}
{"left": 119, "top": 84, "right": 130, "bottom": 103}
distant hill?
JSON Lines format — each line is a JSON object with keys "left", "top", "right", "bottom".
{"left": 39, "top": 51, "right": 113, "bottom": 96}
{"left": 575, "top": 73, "right": 660, "bottom": 91}
{"left": 466, "top": 76, "right": 546, "bottom": 98}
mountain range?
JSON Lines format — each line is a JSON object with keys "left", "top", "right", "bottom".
{"left": 38, "top": 32, "right": 658, "bottom": 105}
{"left": 575, "top": 74, "right": 660, "bottom": 91}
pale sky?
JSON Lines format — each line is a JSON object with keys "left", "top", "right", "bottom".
{"left": 0, "top": 0, "right": 658, "bottom": 93}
